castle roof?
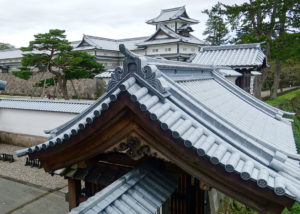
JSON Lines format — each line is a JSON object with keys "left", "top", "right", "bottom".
{"left": 146, "top": 6, "right": 199, "bottom": 25}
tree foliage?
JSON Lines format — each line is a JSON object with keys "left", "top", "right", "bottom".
{"left": 202, "top": 2, "right": 228, "bottom": 45}
{"left": 13, "top": 29, "right": 105, "bottom": 99}
{"left": 210, "top": 0, "right": 300, "bottom": 98}
{"left": 0, "top": 42, "right": 14, "bottom": 50}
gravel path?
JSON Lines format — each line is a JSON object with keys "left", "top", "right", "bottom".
{"left": 0, "top": 144, "right": 66, "bottom": 190}
{"left": 261, "top": 86, "right": 299, "bottom": 98}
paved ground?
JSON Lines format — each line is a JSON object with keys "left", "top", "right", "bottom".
{"left": 0, "top": 144, "right": 69, "bottom": 214}
{"left": 261, "top": 86, "right": 299, "bottom": 98}
{"left": 0, "top": 177, "right": 68, "bottom": 214}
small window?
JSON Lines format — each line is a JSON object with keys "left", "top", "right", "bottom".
{"left": 182, "top": 47, "right": 187, "bottom": 51}
{"left": 191, "top": 48, "right": 195, "bottom": 52}
{"left": 165, "top": 48, "right": 171, "bottom": 52}
{"left": 152, "top": 49, "right": 159, "bottom": 53}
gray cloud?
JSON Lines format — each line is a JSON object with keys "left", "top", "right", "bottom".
{"left": 0, "top": 0, "right": 247, "bottom": 47}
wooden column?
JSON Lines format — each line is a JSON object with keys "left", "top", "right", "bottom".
{"left": 68, "top": 179, "right": 81, "bottom": 211}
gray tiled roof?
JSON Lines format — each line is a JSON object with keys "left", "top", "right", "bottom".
{"left": 0, "top": 98, "right": 91, "bottom": 113}
{"left": 95, "top": 71, "right": 113, "bottom": 78}
{"left": 0, "top": 41, "right": 84, "bottom": 60}
{"left": 17, "top": 44, "right": 300, "bottom": 203}
{"left": 146, "top": 6, "right": 199, "bottom": 24}
{"left": 0, "top": 48, "right": 22, "bottom": 60}
{"left": 218, "top": 69, "right": 242, "bottom": 77}
{"left": 77, "top": 35, "right": 148, "bottom": 51}
{"left": 0, "top": 80, "right": 6, "bottom": 91}
{"left": 192, "top": 43, "right": 267, "bottom": 69}
{"left": 69, "top": 162, "right": 176, "bottom": 214}
{"left": 137, "top": 25, "right": 205, "bottom": 46}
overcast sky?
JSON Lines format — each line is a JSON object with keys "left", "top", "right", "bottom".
{"left": 0, "top": 0, "right": 247, "bottom": 48}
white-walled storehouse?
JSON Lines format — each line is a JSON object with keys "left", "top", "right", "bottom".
{"left": 0, "top": 99, "right": 91, "bottom": 146}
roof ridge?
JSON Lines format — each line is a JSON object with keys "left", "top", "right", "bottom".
{"left": 0, "top": 48, "right": 21, "bottom": 52}
{"left": 117, "top": 36, "right": 149, "bottom": 42}
{"left": 0, "top": 98, "right": 91, "bottom": 105}
{"left": 202, "top": 43, "right": 261, "bottom": 51}
{"left": 84, "top": 35, "right": 148, "bottom": 42}
{"left": 84, "top": 35, "right": 118, "bottom": 42}
{"left": 161, "top": 6, "right": 185, "bottom": 12}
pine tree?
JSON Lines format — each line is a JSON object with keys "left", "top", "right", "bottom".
{"left": 0, "top": 43, "right": 14, "bottom": 50}
{"left": 202, "top": 3, "right": 228, "bottom": 45}
{"left": 12, "top": 29, "right": 105, "bottom": 99}
{"left": 221, "top": 0, "right": 300, "bottom": 98}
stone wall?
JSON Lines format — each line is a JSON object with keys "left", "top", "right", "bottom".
{"left": 0, "top": 73, "right": 105, "bottom": 99}
{"left": 0, "top": 131, "right": 47, "bottom": 147}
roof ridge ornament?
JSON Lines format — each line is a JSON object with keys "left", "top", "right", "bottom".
{"left": 106, "top": 44, "right": 170, "bottom": 97}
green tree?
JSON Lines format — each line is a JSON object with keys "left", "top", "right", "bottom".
{"left": 220, "top": 0, "right": 300, "bottom": 98}
{"left": 202, "top": 2, "right": 228, "bottom": 45}
{"left": 0, "top": 42, "right": 14, "bottom": 50}
{"left": 12, "top": 29, "right": 105, "bottom": 99}
{"left": 269, "top": 0, "right": 300, "bottom": 98}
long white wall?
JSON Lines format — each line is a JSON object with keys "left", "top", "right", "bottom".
{"left": 0, "top": 109, "right": 76, "bottom": 137}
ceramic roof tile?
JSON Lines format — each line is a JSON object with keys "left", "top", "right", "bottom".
{"left": 69, "top": 162, "right": 176, "bottom": 214}
{"left": 79, "top": 35, "right": 148, "bottom": 51}
{"left": 146, "top": 6, "right": 198, "bottom": 24}
{"left": 0, "top": 98, "right": 91, "bottom": 113}
{"left": 192, "top": 43, "right": 267, "bottom": 69}
{"left": 16, "top": 44, "right": 300, "bottom": 203}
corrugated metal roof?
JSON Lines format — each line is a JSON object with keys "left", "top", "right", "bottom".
{"left": 146, "top": 6, "right": 198, "bottom": 24}
{"left": 69, "top": 162, "right": 176, "bottom": 214}
{"left": 16, "top": 45, "right": 300, "bottom": 203}
{"left": 0, "top": 98, "right": 91, "bottom": 113}
{"left": 192, "top": 43, "right": 266, "bottom": 69}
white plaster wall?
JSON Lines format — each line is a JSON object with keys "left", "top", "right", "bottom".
{"left": 96, "top": 50, "right": 119, "bottom": 57}
{"left": 0, "top": 109, "right": 76, "bottom": 137}
{"left": 225, "top": 76, "right": 238, "bottom": 84}
{"left": 250, "top": 76, "right": 255, "bottom": 95}
{"left": 179, "top": 43, "right": 198, "bottom": 54}
{"left": 146, "top": 44, "right": 177, "bottom": 55}
{"left": 132, "top": 49, "right": 146, "bottom": 55}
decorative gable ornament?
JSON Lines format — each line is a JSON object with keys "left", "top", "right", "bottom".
{"left": 106, "top": 44, "right": 170, "bottom": 99}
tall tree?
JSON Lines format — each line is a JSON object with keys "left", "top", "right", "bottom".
{"left": 202, "top": 2, "right": 228, "bottom": 45}
{"left": 12, "top": 29, "right": 105, "bottom": 99}
{"left": 221, "top": 0, "right": 300, "bottom": 98}
{"left": 0, "top": 42, "right": 14, "bottom": 50}
{"left": 269, "top": 0, "right": 300, "bottom": 98}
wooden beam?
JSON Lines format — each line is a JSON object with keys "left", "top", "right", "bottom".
{"left": 68, "top": 179, "right": 80, "bottom": 210}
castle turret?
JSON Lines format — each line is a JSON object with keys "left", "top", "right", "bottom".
{"left": 146, "top": 6, "right": 199, "bottom": 36}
